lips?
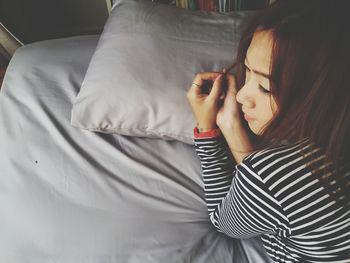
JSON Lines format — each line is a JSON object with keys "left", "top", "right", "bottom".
{"left": 242, "top": 107, "right": 255, "bottom": 121}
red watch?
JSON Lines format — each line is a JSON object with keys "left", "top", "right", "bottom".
{"left": 193, "top": 126, "right": 222, "bottom": 138}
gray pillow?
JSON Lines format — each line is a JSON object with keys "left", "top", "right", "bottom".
{"left": 71, "top": 0, "right": 255, "bottom": 144}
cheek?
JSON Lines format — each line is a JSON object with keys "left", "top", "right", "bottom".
{"left": 249, "top": 97, "right": 277, "bottom": 135}
{"left": 260, "top": 97, "right": 276, "bottom": 123}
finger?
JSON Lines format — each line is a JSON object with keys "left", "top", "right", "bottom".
{"left": 209, "top": 74, "right": 224, "bottom": 100}
{"left": 192, "top": 72, "right": 223, "bottom": 87}
{"left": 219, "top": 72, "right": 226, "bottom": 99}
{"left": 220, "top": 74, "right": 236, "bottom": 105}
{"left": 188, "top": 85, "right": 206, "bottom": 99}
{"left": 225, "top": 74, "right": 238, "bottom": 95}
{"left": 190, "top": 72, "right": 224, "bottom": 96}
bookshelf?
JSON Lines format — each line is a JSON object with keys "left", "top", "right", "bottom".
{"left": 152, "top": 0, "right": 270, "bottom": 11}
{"left": 107, "top": 0, "right": 270, "bottom": 14}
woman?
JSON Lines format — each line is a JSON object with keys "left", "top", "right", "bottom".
{"left": 186, "top": 0, "right": 349, "bottom": 262}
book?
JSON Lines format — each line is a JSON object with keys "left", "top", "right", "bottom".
{"left": 174, "top": 0, "right": 268, "bottom": 11}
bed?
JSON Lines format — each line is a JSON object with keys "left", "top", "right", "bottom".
{"left": 0, "top": 2, "right": 272, "bottom": 262}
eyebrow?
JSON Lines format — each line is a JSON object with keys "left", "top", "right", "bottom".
{"left": 244, "top": 57, "right": 272, "bottom": 80}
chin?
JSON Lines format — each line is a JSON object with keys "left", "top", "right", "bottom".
{"left": 248, "top": 122, "right": 262, "bottom": 136}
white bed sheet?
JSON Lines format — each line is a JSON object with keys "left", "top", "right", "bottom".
{"left": 0, "top": 35, "right": 271, "bottom": 263}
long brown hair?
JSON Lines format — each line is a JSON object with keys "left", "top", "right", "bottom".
{"left": 234, "top": 0, "right": 349, "bottom": 206}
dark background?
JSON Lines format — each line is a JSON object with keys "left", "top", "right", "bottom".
{"left": 0, "top": 0, "right": 268, "bottom": 44}
{"left": 0, "top": 0, "right": 110, "bottom": 44}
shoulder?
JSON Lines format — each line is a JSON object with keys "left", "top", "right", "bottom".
{"left": 240, "top": 138, "right": 321, "bottom": 183}
{"left": 244, "top": 138, "right": 312, "bottom": 162}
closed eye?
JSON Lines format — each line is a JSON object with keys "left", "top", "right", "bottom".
{"left": 245, "top": 65, "right": 271, "bottom": 95}
{"left": 259, "top": 85, "right": 271, "bottom": 94}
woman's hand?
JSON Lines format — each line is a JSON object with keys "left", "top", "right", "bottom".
{"left": 186, "top": 71, "right": 225, "bottom": 130}
{"left": 216, "top": 72, "right": 242, "bottom": 131}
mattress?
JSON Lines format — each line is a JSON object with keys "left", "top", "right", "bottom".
{"left": 0, "top": 35, "right": 271, "bottom": 263}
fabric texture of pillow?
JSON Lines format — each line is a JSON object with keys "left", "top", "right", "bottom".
{"left": 71, "top": 0, "right": 255, "bottom": 144}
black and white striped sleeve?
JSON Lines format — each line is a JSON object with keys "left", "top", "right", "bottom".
{"left": 194, "top": 135, "right": 290, "bottom": 239}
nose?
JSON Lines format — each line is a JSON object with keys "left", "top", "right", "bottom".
{"left": 236, "top": 82, "right": 256, "bottom": 109}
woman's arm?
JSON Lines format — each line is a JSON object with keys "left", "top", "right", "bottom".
{"left": 194, "top": 130, "right": 287, "bottom": 238}
{"left": 213, "top": 73, "right": 255, "bottom": 164}
{"left": 194, "top": 129, "right": 236, "bottom": 228}
{"left": 220, "top": 121, "right": 255, "bottom": 164}
{"left": 189, "top": 70, "right": 285, "bottom": 238}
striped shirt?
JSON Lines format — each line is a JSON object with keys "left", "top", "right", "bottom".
{"left": 193, "top": 128, "right": 350, "bottom": 263}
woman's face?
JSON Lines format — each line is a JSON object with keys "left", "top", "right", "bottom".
{"left": 236, "top": 30, "right": 278, "bottom": 135}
